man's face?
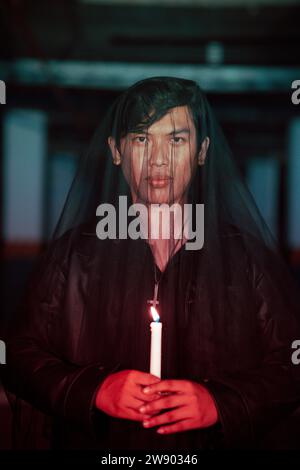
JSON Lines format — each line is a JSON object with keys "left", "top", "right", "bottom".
{"left": 111, "top": 105, "right": 207, "bottom": 205}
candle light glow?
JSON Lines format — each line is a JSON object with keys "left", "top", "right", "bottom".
{"left": 150, "top": 306, "right": 160, "bottom": 322}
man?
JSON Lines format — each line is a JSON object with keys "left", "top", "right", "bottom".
{"left": 3, "top": 77, "right": 300, "bottom": 450}
{"left": 97, "top": 105, "right": 217, "bottom": 437}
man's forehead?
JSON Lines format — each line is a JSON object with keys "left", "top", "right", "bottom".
{"left": 130, "top": 106, "right": 194, "bottom": 135}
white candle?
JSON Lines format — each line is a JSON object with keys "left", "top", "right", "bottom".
{"left": 150, "top": 306, "right": 162, "bottom": 378}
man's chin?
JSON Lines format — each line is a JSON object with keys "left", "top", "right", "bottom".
{"left": 138, "top": 189, "right": 176, "bottom": 205}
{"left": 133, "top": 189, "right": 186, "bottom": 206}
{"left": 141, "top": 196, "right": 175, "bottom": 206}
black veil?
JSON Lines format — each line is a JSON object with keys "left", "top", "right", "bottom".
{"left": 51, "top": 76, "right": 299, "bottom": 329}
{"left": 5, "top": 76, "right": 300, "bottom": 449}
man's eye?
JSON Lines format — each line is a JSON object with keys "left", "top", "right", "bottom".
{"left": 171, "top": 137, "right": 185, "bottom": 144}
{"left": 133, "top": 136, "right": 147, "bottom": 143}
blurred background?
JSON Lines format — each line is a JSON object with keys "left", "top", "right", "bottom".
{"left": 0, "top": 0, "right": 300, "bottom": 450}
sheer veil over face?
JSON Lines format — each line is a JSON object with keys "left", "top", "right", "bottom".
{"left": 50, "top": 76, "right": 299, "bottom": 346}
{"left": 107, "top": 104, "right": 209, "bottom": 267}
{"left": 108, "top": 105, "right": 209, "bottom": 206}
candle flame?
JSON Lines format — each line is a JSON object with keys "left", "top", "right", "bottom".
{"left": 150, "top": 306, "right": 160, "bottom": 322}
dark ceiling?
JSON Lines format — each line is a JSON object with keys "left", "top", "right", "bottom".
{"left": 0, "top": 1, "right": 299, "bottom": 65}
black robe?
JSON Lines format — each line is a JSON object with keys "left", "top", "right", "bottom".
{"left": 3, "top": 224, "right": 300, "bottom": 450}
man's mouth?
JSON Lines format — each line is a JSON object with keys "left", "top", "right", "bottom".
{"left": 147, "top": 177, "right": 172, "bottom": 188}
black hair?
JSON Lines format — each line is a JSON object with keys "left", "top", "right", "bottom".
{"left": 111, "top": 76, "right": 207, "bottom": 152}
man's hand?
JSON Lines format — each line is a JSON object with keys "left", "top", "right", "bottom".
{"left": 95, "top": 370, "right": 161, "bottom": 421}
{"left": 138, "top": 379, "right": 219, "bottom": 435}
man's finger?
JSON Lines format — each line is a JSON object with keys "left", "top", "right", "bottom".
{"left": 138, "top": 394, "right": 186, "bottom": 415}
{"left": 126, "top": 406, "right": 152, "bottom": 421}
{"left": 127, "top": 396, "right": 148, "bottom": 409}
{"left": 133, "top": 390, "right": 161, "bottom": 403}
{"left": 142, "top": 405, "right": 189, "bottom": 428}
{"left": 132, "top": 371, "right": 161, "bottom": 386}
{"left": 125, "top": 408, "right": 153, "bottom": 422}
{"left": 157, "top": 419, "right": 192, "bottom": 435}
{"left": 142, "top": 380, "right": 185, "bottom": 395}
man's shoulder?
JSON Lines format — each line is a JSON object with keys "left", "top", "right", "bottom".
{"left": 220, "top": 223, "right": 274, "bottom": 254}
{"left": 219, "top": 223, "right": 288, "bottom": 286}
{"left": 45, "top": 222, "right": 112, "bottom": 262}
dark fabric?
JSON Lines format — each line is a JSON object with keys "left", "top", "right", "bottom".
{"left": 3, "top": 223, "right": 300, "bottom": 450}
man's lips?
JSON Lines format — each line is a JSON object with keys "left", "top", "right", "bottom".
{"left": 147, "top": 177, "right": 172, "bottom": 188}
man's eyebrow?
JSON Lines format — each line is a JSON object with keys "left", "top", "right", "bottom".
{"left": 130, "top": 128, "right": 191, "bottom": 135}
{"left": 167, "top": 128, "right": 190, "bottom": 135}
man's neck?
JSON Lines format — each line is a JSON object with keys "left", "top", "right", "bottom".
{"left": 139, "top": 199, "right": 189, "bottom": 244}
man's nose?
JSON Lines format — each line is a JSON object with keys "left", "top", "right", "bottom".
{"left": 149, "top": 143, "right": 168, "bottom": 166}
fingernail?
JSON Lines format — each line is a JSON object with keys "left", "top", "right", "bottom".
{"left": 143, "top": 421, "right": 150, "bottom": 427}
{"left": 143, "top": 387, "right": 150, "bottom": 394}
{"left": 157, "top": 428, "right": 165, "bottom": 434}
{"left": 139, "top": 406, "right": 146, "bottom": 413}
